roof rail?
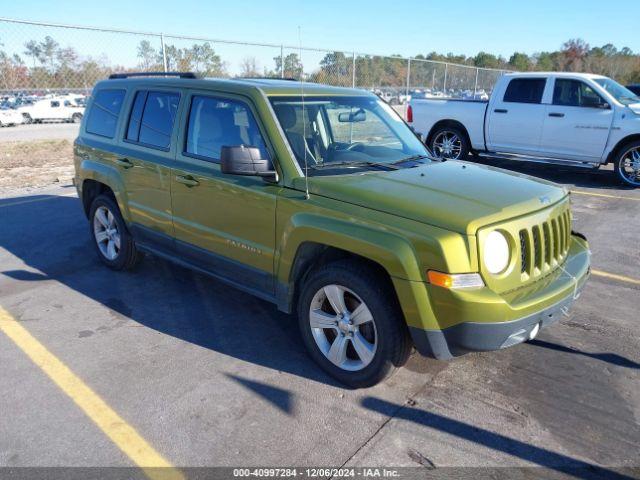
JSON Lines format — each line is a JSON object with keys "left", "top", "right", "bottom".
{"left": 108, "top": 72, "right": 197, "bottom": 80}
{"left": 240, "top": 77, "right": 298, "bottom": 82}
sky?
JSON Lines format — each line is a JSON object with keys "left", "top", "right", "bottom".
{"left": 1, "top": 0, "right": 639, "bottom": 60}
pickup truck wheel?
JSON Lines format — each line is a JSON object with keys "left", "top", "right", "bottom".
{"left": 89, "top": 194, "right": 142, "bottom": 270}
{"left": 297, "top": 261, "right": 411, "bottom": 388}
{"left": 22, "top": 113, "right": 33, "bottom": 124}
{"left": 72, "top": 113, "right": 83, "bottom": 123}
{"left": 430, "top": 126, "right": 469, "bottom": 160}
{"left": 614, "top": 141, "right": 640, "bottom": 187}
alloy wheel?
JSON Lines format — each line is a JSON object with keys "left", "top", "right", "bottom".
{"left": 432, "top": 130, "right": 463, "bottom": 159}
{"left": 93, "top": 205, "right": 121, "bottom": 261}
{"left": 619, "top": 146, "right": 640, "bottom": 186}
{"left": 309, "top": 284, "right": 378, "bottom": 371}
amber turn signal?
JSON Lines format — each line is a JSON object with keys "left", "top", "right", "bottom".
{"left": 427, "top": 271, "right": 484, "bottom": 289}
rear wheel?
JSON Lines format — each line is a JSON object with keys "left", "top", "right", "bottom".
{"left": 297, "top": 260, "right": 411, "bottom": 388}
{"left": 429, "top": 126, "right": 469, "bottom": 160}
{"left": 71, "top": 113, "right": 83, "bottom": 123}
{"left": 614, "top": 141, "right": 640, "bottom": 187}
{"left": 22, "top": 113, "right": 32, "bottom": 124}
{"left": 89, "top": 194, "right": 142, "bottom": 270}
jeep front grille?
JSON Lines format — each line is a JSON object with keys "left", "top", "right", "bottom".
{"left": 519, "top": 209, "right": 571, "bottom": 277}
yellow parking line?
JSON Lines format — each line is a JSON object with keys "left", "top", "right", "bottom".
{"left": 571, "top": 190, "right": 640, "bottom": 201}
{"left": 0, "top": 192, "right": 77, "bottom": 208}
{"left": 591, "top": 269, "right": 640, "bottom": 286}
{"left": 0, "top": 306, "right": 184, "bottom": 480}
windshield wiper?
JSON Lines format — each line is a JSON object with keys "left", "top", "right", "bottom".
{"left": 309, "top": 160, "right": 400, "bottom": 171}
{"left": 391, "top": 154, "right": 432, "bottom": 165}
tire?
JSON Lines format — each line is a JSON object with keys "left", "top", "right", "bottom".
{"left": 613, "top": 140, "right": 640, "bottom": 187}
{"left": 88, "top": 194, "right": 142, "bottom": 270}
{"left": 429, "top": 125, "right": 470, "bottom": 160}
{"left": 22, "top": 113, "right": 32, "bottom": 124}
{"left": 71, "top": 113, "right": 83, "bottom": 123}
{"left": 297, "top": 260, "right": 411, "bottom": 388}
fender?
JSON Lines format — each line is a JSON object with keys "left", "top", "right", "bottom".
{"left": 79, "top": 158, "right": 132, "bottom": 223}
{"left": 275, "top": 212, "right": 424, "bottom": 312}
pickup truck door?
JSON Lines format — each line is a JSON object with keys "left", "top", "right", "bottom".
{"left": 170, "top": 91, "right": 278, "bottom": 296}
{"left": 486, "top": 77, "right": 548, "bottom": 155}
{"left": 48, "top": 100, "right": 65, "bottom": 119}
{"left": 539, "top": 78, "right": 613, "bottom": 162}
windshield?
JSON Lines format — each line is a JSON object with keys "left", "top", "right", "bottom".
{"left": 594, "top": 78, "right": 640, "bottom": 105}
{"left": 271, "top": 96, "right": 430, "bottom": 175}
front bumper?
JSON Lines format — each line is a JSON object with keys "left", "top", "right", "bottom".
{"left": 408, "top": 234, "right": 590, "bottom": 360}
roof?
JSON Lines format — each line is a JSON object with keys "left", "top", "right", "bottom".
{"left": 97, "top": 75, "right": 371, "bottom": 97}
{"left": 503, "top": 71, "right": 608, "bottom": 80}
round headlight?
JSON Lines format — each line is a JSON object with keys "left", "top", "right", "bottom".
{"left": 484, "top": 230, "right": 510, "bottom": 274}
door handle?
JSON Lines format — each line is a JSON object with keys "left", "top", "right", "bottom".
{"left": 115, "top": 158, "right": 134, "bottom": 169}
{"left": 548, "top": 112, "right": 565, "bottom": 118}
{"left": 175, "top": 175, "right": 200, "bottom": 187}
{"left": 494, "top": 109, "right": 508, "bottom": 114}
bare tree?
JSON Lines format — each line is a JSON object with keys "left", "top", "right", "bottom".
{"left": 240, "top": 56, "right": 260, "bottom": 77}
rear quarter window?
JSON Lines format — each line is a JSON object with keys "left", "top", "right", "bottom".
{"left": 85, "top": 89, "right": 126, "bottom": 138}
{"left": 503, "top": 78, "right": 546, "bottom": 104}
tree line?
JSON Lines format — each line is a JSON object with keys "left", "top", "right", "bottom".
{"left": 1, "top": 36, "right": 639, "bottom": 92}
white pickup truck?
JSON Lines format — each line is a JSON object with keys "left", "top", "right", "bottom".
{"left": 407, "top": 72, "right": 640, "bottom": 187}
{"left": 18, "top": 97, "right": 85, "bottom": 124}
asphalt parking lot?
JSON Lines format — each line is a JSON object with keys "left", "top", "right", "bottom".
{"left": 0, "top": 161, "right": 639, "bottom": 479}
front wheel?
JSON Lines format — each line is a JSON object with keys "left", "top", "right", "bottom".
{"left": 429, "top": 126, "right": 469, "bottom": 160}
{"left": 71, "top": 113, "right": 83, "bottom": 123}
{"left": 297, "top": 260, "right": 411, "bottom": 388}
{"left": 22, "top": 113, "right": 33, "bottom": 124}
{"left": 614, "top": 141, "right": 640, "bottom": 187}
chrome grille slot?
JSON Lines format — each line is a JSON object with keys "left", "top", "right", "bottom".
{"left": 532, "top": 226, "right": 542, "bottom": 270}
{"left": 551, "top": 218, "right": 560, "bottom": 260}
{"left": 558, "top": 215, "right": 567, "bottom": 256}
{"left": 519, "top": 230, "right": 528, "bottom": 274}
{"left": 543, "top": 222, "right": 551, "bottom": 265}
{"left": 563, "top": 211, "right": 571, "bottom": 255}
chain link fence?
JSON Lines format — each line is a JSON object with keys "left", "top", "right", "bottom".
{"left": 0, "top": 17, "right": 510, "bottom": 117}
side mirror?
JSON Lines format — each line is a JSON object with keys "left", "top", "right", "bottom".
{"left": 220, "top": 146, "right": 277, "bottom": 180}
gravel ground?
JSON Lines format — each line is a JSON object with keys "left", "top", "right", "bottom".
{"left": 0, "top": 140, "right": 74, "bottom": 193}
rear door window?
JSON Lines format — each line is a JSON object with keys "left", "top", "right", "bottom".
{"left": 503, "top": 78, "right": 546, "bottom": 104}
{"left": 126, "top": 90, "right": 180, "bottom": 150}
{"left": 85, "top": 89, "right": 126, "bottom": 138}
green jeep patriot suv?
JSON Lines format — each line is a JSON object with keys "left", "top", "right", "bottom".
{"left": 74, "top": 72, "right": 591, "bottom": 387}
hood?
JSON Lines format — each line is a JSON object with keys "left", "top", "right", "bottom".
{"left": 301, "top": 161, "right": 567, "bottom": 235}
{"left": 627, "top": 103, "right": 640, "bottom": 115}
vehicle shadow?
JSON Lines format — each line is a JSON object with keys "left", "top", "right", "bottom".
{"left": 466, "top": 156, "right": 636, "bottom": 191}
{"left": 0, "top": 194, "right": 341, "bottom": 388}
{"left": 528, "top": 339, "right": 640, "bottom": 370}
{"left": 361, "top": 396, "right": 638, "bottom": 480}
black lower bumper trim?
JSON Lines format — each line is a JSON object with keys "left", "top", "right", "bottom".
{"left": 410, "top": 288, "right": 582, "bottom": 360}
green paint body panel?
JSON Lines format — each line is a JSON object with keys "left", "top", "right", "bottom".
{"left": 74, "top": 76, "right": 590, "bottom": 357}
